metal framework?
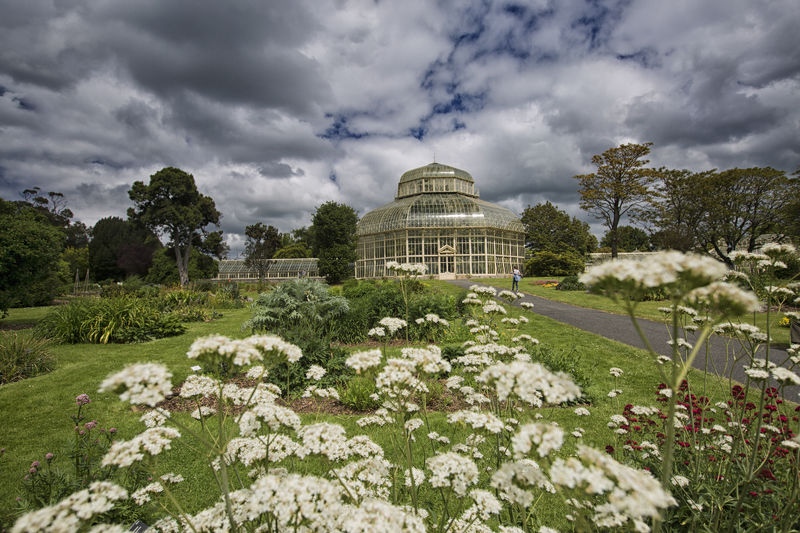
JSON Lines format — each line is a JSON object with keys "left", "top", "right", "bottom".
{"left": 215, "top": 258, "right": 319, "bottom": 281}
{"left": 356, "top": 162, "right": 525, "bottom": 278}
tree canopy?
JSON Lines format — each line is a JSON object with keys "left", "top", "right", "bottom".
{"left": 574, "top": 142, "right": 656, "bottom": 258}
{"left": 599, "top": 225, "right": 650, "bottom": 252}
{"left": 89, "top": 217, "right": 161, "bottom": 281}
{"left": 244, "top": 223, "right": 282, "bottom": 282}
{"left": 128, "top": 167, "right": 221, "bottom": 286}
{"left": 520, "top": 201, "right": 596, "bottom": 255}
{"left": 0, "top": 198, "right": 65, "bottom": 314}
{"left": 310, "top": 201, "right": 358, "bottom": 284}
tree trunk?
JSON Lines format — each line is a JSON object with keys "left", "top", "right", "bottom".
{"left": 175, "top": 245, "right": 191, "bottom": 286}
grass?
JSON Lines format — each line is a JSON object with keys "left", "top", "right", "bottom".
{"left": 0, "top": 282, "right": 790, "bottom": 529}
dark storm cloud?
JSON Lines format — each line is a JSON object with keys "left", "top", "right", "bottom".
{"left": 0, "top": 0, "right": 798, "bottom": 242}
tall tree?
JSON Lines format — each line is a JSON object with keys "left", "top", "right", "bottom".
{"left": 692, "top": 167, "right": 797, "bottom": 266}
{"left": 244, "top": 223, "right": 282, "bottom": 283}
{"left": 310, "top": 202, "right": 358, "bottom": 284}
{"left": 574, "top": 142, "right": 656, "bottom": 258}
{"left": 643, "top": 168, "right": 712, "bottom": 252}
{"left": 0, "top": 198, "right": 65, "bottom": 314}
{"left": 520, "top": 201, "right": 597, "bottom": 255}
{"left": 128, "top": 167, "right": 221, "bottom": 286}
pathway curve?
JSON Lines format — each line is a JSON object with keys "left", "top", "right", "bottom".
{"left": 446, "top": 279, "right": 799, "bottom": 400}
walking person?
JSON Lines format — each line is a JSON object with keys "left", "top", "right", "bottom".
{"left": 511, "top": 266, "right": 521, "bottom": 293}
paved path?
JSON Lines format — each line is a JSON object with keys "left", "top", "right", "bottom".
{"left": 447, "top": 279, "right": 799, "bottom": 400}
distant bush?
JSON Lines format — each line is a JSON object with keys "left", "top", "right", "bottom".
{"left": 0, "top": 332, "right": 56, "bottom": 384}
{"left": 36, "top": 297, "right": 185, "bottom": 344}
{"left": 525, "top": 251, "right": 585, "bottom": 277}
{"left": 556, "top": 275, "right": 586, "bottom": 291}
{"left": 338, "top": 375, "right": 380, "bottom": 411}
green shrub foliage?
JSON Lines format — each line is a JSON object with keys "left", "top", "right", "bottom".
{"left": 0, "top": 331, "right": 56, "bottom": 384}
{"left": 35, "top": 298, "right": 186, "bottom": 344}
{"left": 525, "top": 251, "right": 585, "bottom": 277}
{"left": 555, "top": 275, "right": 586, "bottom": 291}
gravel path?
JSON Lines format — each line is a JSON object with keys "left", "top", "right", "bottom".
{"left": 447, "top": 279, "right": 799, "bottom": 400}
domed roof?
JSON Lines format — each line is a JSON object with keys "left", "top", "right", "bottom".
{"left": 357, "top": 162, "right": 523, "bottom": 235}
{"left": 396, "top": 162, "right": 478, "bottom": 199}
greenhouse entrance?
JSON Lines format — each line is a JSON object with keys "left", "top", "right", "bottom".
{"left": 439, "top": 245, "right": 455, "bottom": 279}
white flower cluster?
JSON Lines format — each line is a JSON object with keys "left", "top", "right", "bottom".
{"left": 98, "top": 363, "right": 173, "bottom": 407}
{"left": 186, "top": 333, "right": 303, "bottom": 366}
{"left": 549, "top": 445, "right": 676, "bottom": 529}
{"left": 379, "top": 316, "right": 408, "bottom": 335}
{"left": 345, "top": 348, "right": 383, "bottom": 374}
{"left": 477, "top": 361, "right": 581, "bottom": 407}
{"left": 426, "top": 451, "right": 479, "bottom": 496}
{"left": 11, "top": 481, "right": 128, "bottom": 533}
{"left": 448, "top": 410, "right": 505, "bottom": 434}
{"left": 386, "top": 261, "right": 428, "bottom": 277}
{"left": 101, "top": 427, "right": 181, "bottom": 467}
{"left": 401, "top": 345, "right": 452, "bottom": 374}
{"left": 512, "top": 423, "right": 565, "bottom": 458}
{"left": 580, "top": 251, "right": 728, "bottom": 296}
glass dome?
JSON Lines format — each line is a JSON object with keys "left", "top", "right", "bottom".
{"left": 356, "top": 162, "right": 525, "bottom": 279}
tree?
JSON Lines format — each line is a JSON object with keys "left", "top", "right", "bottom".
{"left": 310, "top": 202, "right": 358, "bottom": 284}
{"left": 692, "top": 167, "right": 797, "bottom": 267}
{"left": 244, "top": 223, "right": 282, "bottom": 283}
{"left": 574, "top": 142, "right": 656, "bottom": 258}
{"left": 128, "top": 167, "right": 221, "bottom": 286}
{"left": 0, "top": 198, "right": 65, "bottom": 314}
{"left": 89, "top": 217, "right": 160, "bottom": 281}
{"left": 145, "top": 247, "right": 219, "bottom": 286}
{"left": 643, "top": 168, "right": 712, "bottom": 252}
{"left": 600, "top": 225, "right": 651, "bottom": 252}
{"left": 520, "top": 201, "right": 597, "bottom": 255}
{"left": 273, "top": 242, "right": 313, "bottom": 259}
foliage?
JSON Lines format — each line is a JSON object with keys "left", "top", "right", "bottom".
{"left": 273, "top": 242, "right": 313, "bottom": 259}
{"left": 310, "top": 201, "right": 358, "bottom": 284}
{"left": 693, "top": 167, "right": 797, "bottom": 267}
{"left": 0, "top": 198, "right": 66, "bottom": 315}
{"left": 599, "top": 225, "right": 651, "bottom": 252}
{"left": 145, "top": 247, "right": 218, "bottom": 286}
{"left": 525, "top": 250, "right": 585, "bottom": 276}
{"left": 521, "top": 201, "right": 597, "bottom": 255}
{"left": 89, "top": 217, "right": 160, "bottom": 282}
{"left": 338, "top": 375, "right": 380, "bottom": 411}
{"left": 128, "top": 167, "right": 221, "bottom": 287}
{"left": 35, "top": 297, "right": 186, "bottom": 344}
{"left": 0, "top": 332, "right": 56, "bottom": 384}
{"left": 555, "top": 275, "right": 586, "bottom": 291}
{"left": 17, "top": 394, "right": 147, "bottom": 523}
{"left": 644, "top": 168, "right": 712, "bottom": 252}
{"left": 574, "top": 142, "right": 656, "bottom": 258}
{"left": 245, "top": 279, "right": 350, "bottom": 391}
{"left": 243, "top": 223, "right": 281, "bottom": 283}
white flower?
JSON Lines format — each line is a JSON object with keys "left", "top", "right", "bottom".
{"left": 671, "top": 475, "right": 690, "bottom": 488}
{"left": 512, "top": 423, "right": 565, "bottom": 458}
{"left": 609, "top": 367, "right": 623, "bottom": 377}
{"left": 574, "top": 407, "right": 591, "bottom": 416}
{"left": 98, "top": 363, "right": 173, "bottom": 407}
{"left": 346, "top": 349, "right": 383, "bottom": 374}
{"left": 379, "top": 317, "right": 408, "bottom": 335}
{"left": 368, "top": 326, "right": 386, "bottom": 338}
{"left": 426, "top": 452, "right": 479, "bottom": 496}
{"left": 305, "top": 364, "right": 327, "bottom": 381}
{"left": 102, "top": 427, "right": 181, "bottom": 467}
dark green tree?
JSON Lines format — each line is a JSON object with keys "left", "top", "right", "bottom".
{"left": 145, "top": 247, "right": 218, "bottom": 286}
{"left": 310, "top": 202, "right": 358, "bottom": 284}
{"left": 692, "top": 167, "right": 797, "bottom": 266}
{"left": 273, "top": 242, "right": 313, "bottom": 259}
{"left": 574, "top": 143, "right": 656, "bottom": 258}
{"left": 128, "top": 167, "right": 221, "bottom": 286}
{"left": 89, "top": 217, "right": 161, "bottom": 281}
{"left": 600, "top": 225, "right": 651, "bottom": 252}
{"left": 244, "top": 223, "right": 282, "bottom": 283}
{"left": 521, "top": 201, "right": 597, "bottom": 255}
{"left": 0, "top": 198, "right": 65, "bottom": 314}
{"left": 643, "top": 168, "right": 712, "bottom": 252}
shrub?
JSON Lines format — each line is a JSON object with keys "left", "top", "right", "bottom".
{"left": 338, "top": 375, "right": 381, "bottom": 411}
{"left": 0, "top": 331, "right": 56, "bottom": 384}
{"left": 525, "top": 250, "right": 585, "bottom": 276}
{"left": 555, "top": 275, "right": 586, "bottom": 291}
{"left": 35, "top": 297, "right": 185, "bottom": 344}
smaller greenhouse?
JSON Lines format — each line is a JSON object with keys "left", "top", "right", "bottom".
{"left": 356, "top": 162, "right": 525, "bottom": 279}
{"left": 215, "top": 258, "right": 319, "bottom": 281}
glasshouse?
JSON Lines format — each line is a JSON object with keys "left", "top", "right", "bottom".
{"left": 214, "top": 258, "right": 319, "bottom": 281}
{"left": 356, "top": 162, "right": 525, "bottom": 279}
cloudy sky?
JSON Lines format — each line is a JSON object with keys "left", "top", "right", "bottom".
{"left": 1, "top": 0, "right": 798, "bottom": 255}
